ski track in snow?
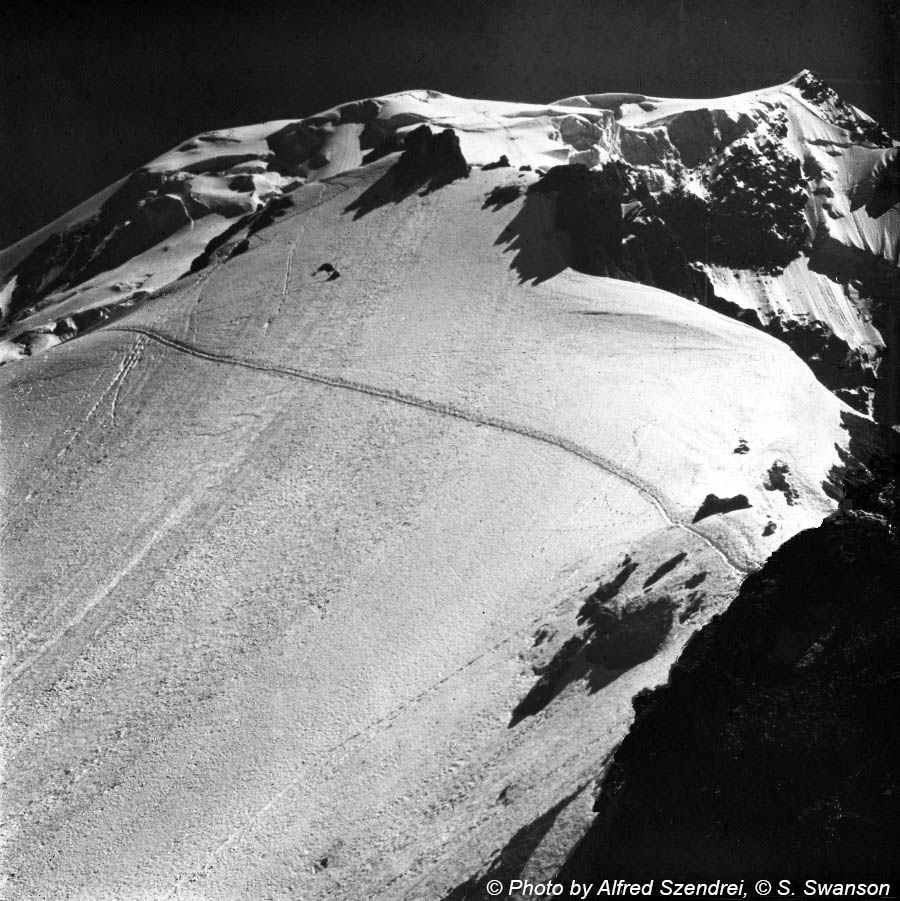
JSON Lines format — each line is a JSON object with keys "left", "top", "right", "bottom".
{"left": 4, "top": 333, "right": 149, "bottom": 524}
{"left": 109, "top": 335, "right": 147, "bottom": 426}
{"left": 167, "top": 608, "right": 563, "bottom": 896}
{"left": 2, "top": 336, "right": 150, "bottom": 671}
{"left": 107, "top": 323, "right": 751, "bottom": 577}
{"left": 3, "top": 493, "right": 195, "bottom": 691}
{"left": 257, "top": 185, "right": 324, "bottom": 338}
{"left": 53, "top": 337, "right": 145, "bottom": 464}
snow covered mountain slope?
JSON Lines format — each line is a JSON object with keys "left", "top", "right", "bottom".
{"left": 0, "top": 74, "right": 894, "bottom": 899}
{"left": 2, "top": 71, "right": 896, "bottom": 420}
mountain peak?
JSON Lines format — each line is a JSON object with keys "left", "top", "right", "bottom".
{"left": 787, "top": 68, "right": 893, "bottom": 147}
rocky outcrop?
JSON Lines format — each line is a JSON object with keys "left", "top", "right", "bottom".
{"left": 527, "top": 124, "right": 887, "bottom": 416}
{"left": 791, "top": 70, "right": 892, "bottom": 148}
{"left": 1, "top": 165, "right": 289, "bottom": 328}
{"left": 393, "top": 125, "right": 469, "bottom": 190}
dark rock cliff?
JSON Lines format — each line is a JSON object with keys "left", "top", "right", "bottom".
{"left": 557, "top": 458, "right": 900, "bottom": 884}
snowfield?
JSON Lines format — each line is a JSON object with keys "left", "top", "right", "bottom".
{"left": 0, "top": 73, "right": 893, "bottom": 899}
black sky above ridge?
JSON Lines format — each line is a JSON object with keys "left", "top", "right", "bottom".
{"left": 2, "top": 0, "right": 895, "bottom": 248}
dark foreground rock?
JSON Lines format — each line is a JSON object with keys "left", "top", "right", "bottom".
{"left": 558, "top": 477, "right": 900, "bottom": 884}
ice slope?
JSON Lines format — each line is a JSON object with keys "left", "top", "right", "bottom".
{"left": 1, "top": 149, "right": 860, "bottom": 899}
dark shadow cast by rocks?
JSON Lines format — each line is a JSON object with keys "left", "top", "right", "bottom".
{"left": 682, "top": 571, "right": 707, "bottom": 590}
{"left": 509, "top": 557, "right": 676, "bottom": 726}
{"left": 642, "top": 552, "right": 687, "bottom": 589}
{"left": 678, "top": 590, "right": 705, "bottom": 623}
{"left": 577, "top": 557, "right": 639, "bottom": 622}
{"left": 822, "top": 409, "right": 900, "bottom": 532}
{"left": 489, "top": 163, "right": 704, "bottom": 290}
{"left": 528, "top": 164, "right": 630, "bottom": 277}
{"left": 764, "top": 460, "right": 799, "bottom": 505}
{"left": 863, "top": 172, "right": 900, "bottom": 218}
{"left": 692, "top": 493, "right": 751, "bottom": 523}
{"left": 345, "top": 125, "right": 469, "bottom": 220}
{"left": 343, "top": 167, "right": 414, "bottom": 220}
{"left": 508, "top": 635, "right": 590, "bottom": 727}
{"left": 440, "top": 787, "right": 584, "bottom": 901}
{"left": 580, "top": 562, "right": 674, "bottom": 693}
{"left": 491, "top": 191, "right": 573, "bottom": 285}
{"left": 482, "top": 183, "right": 522, "bottom": 210}
{"left": 581, "top": 596, "right": 674, "bottom": 692}
{"left": 509, "top": 557, "right": 635, "bottom": 727}
{"left": 481, "top": 154, "right": 511, "bottom": 171}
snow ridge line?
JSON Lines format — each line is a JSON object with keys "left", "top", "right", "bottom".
{"left": 108, "top": 324, "right": 751, "bottom": 575}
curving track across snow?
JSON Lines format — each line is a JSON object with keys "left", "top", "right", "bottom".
{"left": 108, "top": 323, "right": 750, "bottom": 577}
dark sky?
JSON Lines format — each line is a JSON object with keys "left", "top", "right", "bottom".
{"left": 2, "top": 0, "right": 895, "bottom": 248}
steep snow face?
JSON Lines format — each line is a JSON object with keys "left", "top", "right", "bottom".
{"left": 0, "top": 73, "right": 893, "bottom": 900}
{"left": 2, "top": 72, "right": 897, "bottom": 422}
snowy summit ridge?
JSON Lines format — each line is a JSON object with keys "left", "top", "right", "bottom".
{"left": 2, "top": 70, "right": 897, "bottom": 423}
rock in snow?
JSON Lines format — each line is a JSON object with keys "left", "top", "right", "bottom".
{"left": 0, "top": 71, "right": 897, "bottom": 899}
